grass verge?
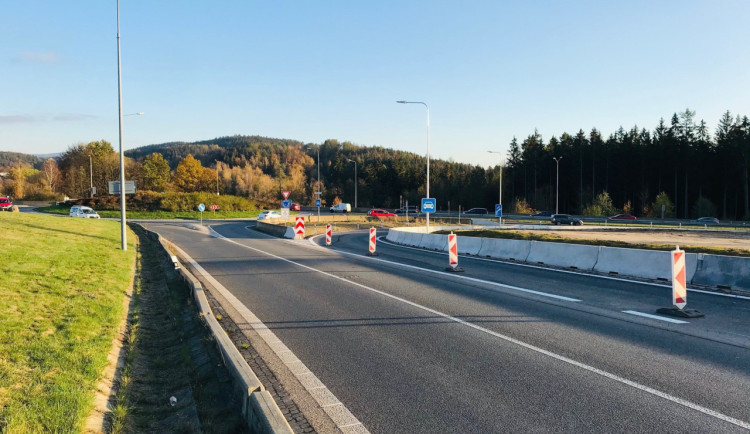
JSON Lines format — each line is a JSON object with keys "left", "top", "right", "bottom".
{"left": 36, "top": 205, "right": 264, "bottom": 220}
{"left": 0, "top": 213, "right": 136, "bottom": 433}
{"left": 436, "top": 228, "right": 750, "bottom": 257}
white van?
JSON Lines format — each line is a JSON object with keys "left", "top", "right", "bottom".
{"left": 70, "top": 206, "right": 100, "bottom": 219}
{"left": 329, "top": 203, "right": 351, "bottom": 213}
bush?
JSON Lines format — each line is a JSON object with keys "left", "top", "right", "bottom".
{"left": 513, "top": 198, "right": 533, "bottom": 214}
{"left": 650, "top": 192, "right": 674, "bottom": 218}
{"left": 583, "top": 191, "right": 617, "bottom": 216}
{"left": 692, "top": 196, "right": 717, "bottom": 218}
{"left": 582, "top": 204, "right": 603, "bottom": 216}
{"left": 66, "top": 191, "right": 259, "bottom": 212}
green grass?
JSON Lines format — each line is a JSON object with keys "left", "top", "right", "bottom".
{"left": 0, "top": 213, "right": 136, "bottom": 433}
{"left": 437, "top": 228, "right": 750, "bottom": 257}
{"left": 36, "top": 204, "right": 264, "bottom": 220}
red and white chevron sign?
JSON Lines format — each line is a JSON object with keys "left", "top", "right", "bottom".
{"left": 369, "top": 227, "right": 377, "bottom": 253}
{"left": 326, "top": 224, "right": 332, "bottom": 246}
{"left": 671, "top": 246, "right": 687, "bottom": 310}
{"left": 448, "top": 233, "right": 458, "bottom": 268}
{"left": 295, "top": 216, "right": 305, "bottom": 236}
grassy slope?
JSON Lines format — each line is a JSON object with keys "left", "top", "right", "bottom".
{"left": 0, "top": 213, "right": 136, "bottom": 433}
{"left": 37, "top": 204, "right": 263, "bottom": 220}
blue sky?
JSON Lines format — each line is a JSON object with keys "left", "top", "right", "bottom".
{"left": 2, "top": 1, "right": 749, "bottom": 166}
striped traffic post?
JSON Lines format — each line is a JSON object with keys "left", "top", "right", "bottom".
{"left": 445, "top": 232, "right": 464, "bottom": 272}
{"left": 367, "top": 227, "right": 378, "bottom": 256}
{"left": 325, "top": 224, "right": 332, "bottom": 246}
{"left": 294, "top": 216, "right": 305, "bottom": 240}
{"left": 657, "top": 245, "right": 703, "bottom": 318}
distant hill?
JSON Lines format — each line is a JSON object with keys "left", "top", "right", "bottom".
{"left": 0, "top": 151, "right": 44, "bottom": 170}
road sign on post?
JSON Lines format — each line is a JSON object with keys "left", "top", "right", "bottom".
{"left": 282, "top": 190, "right": 291, "bottom": 200}
{"left": 109, "top": 180, "right": 136, "bottom": 195}
{"left": 495, "top": 204, "right": 503, "bottom": 218}
{"left": 198, "top": 203, "right": 205, "bottom": 225}
{"left": 421, "top": 198, "right": 436, "bottom": 213}
{"left": 210, "top": 204, "right": 219, "bottom": 212}
{"left": 657, "top": 245, "right": 704, "bottom": 318}
{"left": 367, "top": 227, "right": 378, "bottom": 256}
{"left": 445, "top": 232, "right": 464, "bottom": 272}
{"left": 280, "top": 208, "right": 290, "bottom": 219}
{"left": 294, "top": 216, "right": 305, "bottom": 239}
{"left": 282, "top": 199, "right": 292, "bottom": 208}
{"left": 316, "top": 198, "right": 321, "bottom": 208}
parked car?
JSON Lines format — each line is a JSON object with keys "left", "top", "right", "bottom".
{"left": 0, "top": 197, "right": 12, "bottom": 211}
{"left": 69, "top": 205, "right": 100, "bottom": 219}
{"left": 463, "top": 208, "right": 488, "bottom": 215}
{"left": 551, "top": 214, "right": 582, "bottom": 225}
{"left": 532, "top": 211, "right": 552, "bottom": 217}
{"left": 329, "top": 203, "right": 351, "bottom": 213}
{"left": 290, "top": 203, "right": 301, "bottom": 211}
{"left": 691, "top": 217, "right": 719, "bottom": 225}
{"left": 257, "top": 210, "right": 282, "bottom": 220}
{"left": 394, "top": 206, "right": 420, "bottom": 214}
{"left": 368, "top": 208, "right": 396, "bottom": 217}
{"left": 609, "top": 214, "right": 637, "bottom": 220}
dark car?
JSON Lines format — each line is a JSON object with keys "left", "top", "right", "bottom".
{"left": 532, "top": 211, "right": 552, "bottom": 217}
{"left": 463, "top": 208, "right": 488, "bottom": 215}
{"left": 691, "top": 217, "right": 719, "bottom": 225}
{"left": 609, "top": 214, "right": 636, "bottom": 220}
{"left": 394, "top": 206, "right": 420, "bottom": 214}
{"left": 551, "top": 214, "right": 582, "bottom": 225}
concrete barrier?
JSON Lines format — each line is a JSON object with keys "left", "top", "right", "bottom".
{"left": 594, "top": 246, "right": 697, "bottom": 281}
{"left": 526, "top": 241, "right": 599, "bottom": 270}
{"left": 386, "top": 229, "right": 402, "bottom": 244}
{"left": 692, "top": 254, "right": 750, "bottom": 290}
{"left": 248, "top": 390, "right": 294, "bottom": 434}
{"left": 457, "top": 236, "right": 483, "bottom": 256}
{"left": 477, "top": 238, "right": 531, "bottom": 262}
{"left": 400, "top": 232, "right": 424, "bottom": 248}
{"left": 255, "top": 221, "right": 288, "bottom": 238}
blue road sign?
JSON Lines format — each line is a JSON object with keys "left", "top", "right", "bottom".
{"left": 421, "top": 198, "right": 436, "bottom": 213}
{"left": 316, "top": 198, "right": 321, "bottom": 207}
{"left": 198, "top": 203, "right": 206, "bottom": 212}
{"left": 282, "top": 199, "right": 292, "bottom": 208}
{"left": 495, "top": 204, "right": 502, "bottom": 217}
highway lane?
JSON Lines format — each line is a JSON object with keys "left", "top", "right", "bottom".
{"left": 144, "top": 221, "right": 750, "bottom": 433}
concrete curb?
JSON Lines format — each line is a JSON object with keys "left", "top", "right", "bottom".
{"left": 154, "top": 234, "right": 293, "bottom": 434}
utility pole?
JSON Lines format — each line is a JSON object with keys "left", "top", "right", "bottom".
{"left": 553, "top": 156, "right": 563, "bottom": 214}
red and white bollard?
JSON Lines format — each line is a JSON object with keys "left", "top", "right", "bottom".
{"left": 325, "top": 224, "right": 332, "bottom": 246}
{"left": 657, "top": 245, "right": 703, "bottom": 318}
{"left": 445, "top": 232, "right": 464, "bottom": 272}
{"left": 367, "top": 227, "right": 378, "bottom": 256}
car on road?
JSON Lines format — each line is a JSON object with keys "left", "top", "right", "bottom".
{"left": 0, "top": 197, "right": 12, "bottom": 211}
{"left": 368, "top": 208, "right": 397, "bottom": 217}
{"left": 609, "top": 214, "right": 637, "bottom": 220}
{"left": 551, "top": 214, "right": 582, "bottom": 225}
{"left": 532, "top": 210, "right": 552, "bottom": 217}
{"left": 394, "top": 206, "right": 420, "bottom": 215}
{"left": 69, "top": 205, "right": 100, "bottom": 219}
{"left": 329, "top": 203, "right": 351, "bottom": 213}
{"left": 257, "top": 210, "right": 282, "bottom": 220}
{"left": 691, "top": 217, "right": 720, "bottom": 225}
{"left": 290, "top": 203, "right": 301, "bottom": 211}
{"left": 463, "top": 208, "right": 488, "bottom": 215}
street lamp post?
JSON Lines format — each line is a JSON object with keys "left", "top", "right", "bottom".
{"left": 215, "top": 160, "right": 220, "bottom": 195}
{"left": 116, "top": 0, "right": 127, "bottom": 250}
{"left": 305, "top": 145, "right": 321, "bottom": 222}
{"left": 346, "top": 158, "right": 357, "bottom": 210}
{"left": 553, "top": 156, "right": 563, "bottom": 214}
{"left": 487, "top": 150, "right": 503, "bottom": 213}
{"left": 397, "top": 100, "right": 430, "bottom": 232}
{"left": 89, "top": 154, "right": 94, "bottom": 196}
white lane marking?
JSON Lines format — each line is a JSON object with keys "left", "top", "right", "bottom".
{"left": 171, "top": 229, "right": 370, "bottom": 433}
{"left": 375, "top": 235, "right": 750, "bottom": 301}
{"left": 622, "top": 310, "right": 689, "bottom": 324}
{"left": 209, "top": 225, "right": 750, "bottom": 430}
{"left": 303, "top": 234, "right": 580, "bottom": 302}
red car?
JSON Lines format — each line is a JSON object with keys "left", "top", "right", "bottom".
{"left": 368, "top": 208, "right": 396, "bottom": 217}
{"left": 290, "top": 203, "right": 301, "bottom": 211}
{"left": 0, "top": 197, "right": 12, "bottom": 211}
{"left": 609, "top": 214, "right": 636, "bottom": 220}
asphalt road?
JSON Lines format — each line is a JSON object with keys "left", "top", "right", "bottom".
{"left": 144, "top": 221, "right": 750, "bottom": 433}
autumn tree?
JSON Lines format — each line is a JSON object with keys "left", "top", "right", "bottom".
{"left": 139, "top": 152, "right": 171, "bottom": 192}
{"left": 173, "top": 154, "right": 204, "bottom": 192}
{"left": 41, "top": 158, "right": 61, "bottom": 192}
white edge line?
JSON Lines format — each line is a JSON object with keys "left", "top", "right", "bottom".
{"left": 303, "top": 234, "right": 581, "bottom": 302}
{"left": 208, "top": 225, "right": 749, "bottom": 430}
{"left": 172, "top": 228, "right": 371, "bottom": 434}
{"left": 622, "top": 310, "right": 689, "bottom": 324}
{"left": 374, "top": 234, "right": 750, "bottom": 301}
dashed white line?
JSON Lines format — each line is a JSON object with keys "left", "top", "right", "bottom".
{"left": 622, "top": 310, "right": 689, "bottom": 324}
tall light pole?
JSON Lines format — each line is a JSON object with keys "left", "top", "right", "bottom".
{"left": 397, "top": 100, "right": 430, "bottom": 232}
{"left": 215, "top": 160, "right": 220, "bottom": 195}
{"left": 305, "top": 145, "right": 321, "bottom": 221}
{"left": 89, "top": 154, "right": 94, "bottom": 196}
{"left": 487, "top": 150, "right": 503, "bottom": 208}
{"left": 116, "top": 0, "right": 127, "bottom": 250}
{"left": 346, "top": 158, "right": 357, "bottom": 210}
{"left": 553, "top": 156, "right": 563, "bottom": 214}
